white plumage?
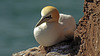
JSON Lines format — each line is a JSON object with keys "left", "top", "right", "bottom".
{"left": 34, "top": 6, "right": 76, "bottom": 46}
{"left": 59, "top": 14, "right": 76, "bottom": 36}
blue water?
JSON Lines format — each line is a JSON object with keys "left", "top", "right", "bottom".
{"left": 0, "top": 0, "right": 84, "bottom": 56}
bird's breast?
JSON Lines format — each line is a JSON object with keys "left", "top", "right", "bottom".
{"left": 34, "top": 22, "right": 63, "bottom": 46}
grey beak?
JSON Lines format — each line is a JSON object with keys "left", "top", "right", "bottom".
{"left": 35, "top": 17, "right": 50, "bottom": 27}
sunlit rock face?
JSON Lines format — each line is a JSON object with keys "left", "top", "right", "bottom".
{"left": 75, "top": 0, "right": 100, "bottom": 56}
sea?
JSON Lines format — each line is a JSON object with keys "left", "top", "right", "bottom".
{"left": 0, "top": 0, "right": 84, "bottom": 56}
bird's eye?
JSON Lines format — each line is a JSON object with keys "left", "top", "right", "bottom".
{"left": 45, "top": 15, "right": 52, "bottom": 19}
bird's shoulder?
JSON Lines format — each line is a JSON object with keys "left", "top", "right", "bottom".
{"left": 58, "top": 13, "right": 75, "bottom": 27}
{"left": 59, "top": 14, "right": 74, "bottom": 22}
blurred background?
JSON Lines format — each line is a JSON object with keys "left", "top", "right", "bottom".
{"left": 0, "top": 0, "right": 84, "bottom": 56}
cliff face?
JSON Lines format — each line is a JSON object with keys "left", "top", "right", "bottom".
{"left": 75, "top": 0, "right": 100, "bottom": 56}
{"left": 12, "top": 0, "right": 100, "bottom": 56}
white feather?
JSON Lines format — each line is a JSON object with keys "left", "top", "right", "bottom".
{"left": 34, "top": 14, "right": 76, "bottom": 46}
{"left": 59, "top": 14, "right": 76, "bottom": 36}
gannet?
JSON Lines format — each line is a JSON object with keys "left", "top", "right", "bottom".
{"left": 34, "top": 6, "right": 76, "bottom": 46}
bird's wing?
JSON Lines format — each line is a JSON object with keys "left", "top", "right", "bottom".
{"left": 59, "top": 14, "right": 76, "bottom": 36}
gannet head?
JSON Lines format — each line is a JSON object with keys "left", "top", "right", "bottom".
{"left": 36, "top": 6, "right": 59, "bottom": 27}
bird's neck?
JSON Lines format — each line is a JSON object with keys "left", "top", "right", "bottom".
{"left": 37, "top": 22, "right": 59, "bottom": 29}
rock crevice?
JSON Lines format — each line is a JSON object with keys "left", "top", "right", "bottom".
{"left": 76, "top": 0, "right": 100, "bottom": 56}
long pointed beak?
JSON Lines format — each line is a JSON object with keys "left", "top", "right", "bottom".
{"left": 35, "top": 17, "right": 50, "bottom": 27}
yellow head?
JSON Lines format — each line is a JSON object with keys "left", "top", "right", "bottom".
{"left": 36, "top": 6, "right": 59, "bottom": 27}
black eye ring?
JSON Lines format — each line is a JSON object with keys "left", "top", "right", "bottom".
{"left": 45, "top": 15, "right": 52, "bottom": 18}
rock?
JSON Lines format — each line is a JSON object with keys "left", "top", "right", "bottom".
{"left": 46, "top": 52, "right": 61, "bottom": 56}
{"left": 12, "top": 47, "right": 46, "bottom": 56}
{"left": 74, "top": 0, "right": 100, "bottom": 56}
{"left": 46, "top": 52, "right": 71, "bottom": 56}
{"left": 12, "top": 39, "right": 81, "bottom": 56}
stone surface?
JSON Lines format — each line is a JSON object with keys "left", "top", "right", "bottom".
{"left": 12, "top": 39, "right": 81, "bottom": 56}
{"left": 74, "top": 0, "right": 100, "bottom": 56}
